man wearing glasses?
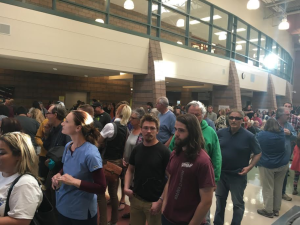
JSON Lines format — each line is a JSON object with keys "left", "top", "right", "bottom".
{"left": 214, "top": 110, "right": 261, "bottom": 225}
{"left": 124, "top": 114, "right": 170, "bottom": 225}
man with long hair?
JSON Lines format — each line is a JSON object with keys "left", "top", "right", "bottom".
{"left": 161, "top": 114, "right": 215, "bottom": 225}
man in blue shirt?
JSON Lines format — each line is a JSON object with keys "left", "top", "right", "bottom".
{"left": 156, "top": 96, "right": 176, "bottom": 147}
{"left": 276, "top": 107, "right": 297, "bottom": 201}
{"left": 214, "top": 110, "right": 261, "bottom": 225}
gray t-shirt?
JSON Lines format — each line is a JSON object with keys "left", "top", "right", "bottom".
{"left": 15, "top": 116, "right": 40, "bottom": 147}
{"left": 123, "top": 132, "right": 139, "bottom": 163}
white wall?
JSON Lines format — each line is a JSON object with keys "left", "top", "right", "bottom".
{"left": 209, "top": 0, "right": 294, "bottom": 58}
{"left": 0, "top": 3, "right": 149, "bottom": 74}
{"left": 160, "top": 43, "right": 230, "bottom": 85}
{"left": 235, "top": 61, "right": 286, "bottom": 95}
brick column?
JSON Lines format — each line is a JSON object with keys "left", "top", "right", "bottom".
{"left": 212, "top": 61, "right": 242, "bottom": 111}
{"left": 180, "top": 88, "right": 193, "bottom": 106}
{"left": 252, "top": 74, "right": 277, "bottom": 111}
{"left": 132, "top": 40, "right": 166, "bottom": 109}
{"left": 277, "top": 82, "right": 293, "bottom": 107}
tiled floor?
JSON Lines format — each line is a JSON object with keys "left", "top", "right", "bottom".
{"left": 114, "top": 165, "right": 300, "bottom": 225}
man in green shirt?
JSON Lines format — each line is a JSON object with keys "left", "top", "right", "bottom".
{"left": 169, "top": 100, "right": 222, "bottom": 225}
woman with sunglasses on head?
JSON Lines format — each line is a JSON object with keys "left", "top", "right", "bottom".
{"left": 0, "top": 132, "right": 43, "bottom": 225}
{"left": 51, "top": 110, "right": 106, "bottom": 225}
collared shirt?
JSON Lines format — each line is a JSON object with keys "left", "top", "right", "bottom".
{"left": 217, "top": 127, "right": 261, "bottom": 173}
{"left": 43, "top": 123, "right": 71, "bottom": 151}
{"left": 288, "top": 114, "right": 300, "bottom": 132}
{"left": 157, "top": 110, "right": 176, "bottom": 144}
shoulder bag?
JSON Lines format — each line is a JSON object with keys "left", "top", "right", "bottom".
{"left": 4, "top": 173, "right": 57, "bottom": 225}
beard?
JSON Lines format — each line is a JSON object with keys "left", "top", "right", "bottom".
{"left": 175, "top": 137, "right": 189, "bottom": 148}
{"left": 144, "top": 134, "right": 154, "bottom": 143}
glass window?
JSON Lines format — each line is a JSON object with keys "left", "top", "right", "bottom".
{"left": 249, "top": 43, "right": 258, "bottom": 60}
{"left": 152, "top": 3, "right": 159, "bottom": 14}
{"left": 190, "top": 0, "right": 211, "bottom": 21}
{"left": 234, "top": 37, "right": 247, "bottom": 56}
{"left": 212, "top": 27, "right": 228, "bottom": 49}
{"left": 213, "top": 47, "right": 227, "bottom": 57}
{"left": 161, "top": 7, "right": 186, "bottom": 36}
{"left": 110, "top": 0, "right": 148, "bottom": 24}
{"left": 236, "top": 20, "right": 247, "bottom": 39}
{"left": 162, "top": 0, "right": 188, "bottom": 13}
{"left": 213, "top": 9, "right": 228, "bottom": 30}
{"left": 250, "top": 28, "right": 258, "bottom": 42}
{"left": 259, "top": 48, "right": 265, "bottom": 68}
{"left": 189, "top": 40, "right": 209, "bottom": 52}
{"left": 110, "top": 16, "right": 147, "bottom": 34}
{"left": 278, "top": 47, "right": 282, "bottom": 59}
{"left": 189, "top": 21, "right": 209, "bottom": 43}
{"left": 272, "top": 41, "right": 277, "bottom": 54}
{"left": 260, "top": 34, "right": 266, "bottom": 49}
{"left": 161, "top": 30, "right": 185, "bottom": 45}
{"left": 152, "top": 14, "right": 159, "bottom": 27}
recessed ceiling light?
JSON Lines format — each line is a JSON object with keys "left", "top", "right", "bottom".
{"left": 236, "top": 40, "right": 246, "bottom": 44}
{"left": 130, "top": 88, "right": 133, "bottom": 91}
{"left": 84, "top": 75, "right": 88, "bottom": 77}
{"left": 236, "top": 44, "right": 243, "bottom": 50}
{"left": 95, "top": 19, "right": 104, "bottom": 23}
{"left": 124, "top": 0, "right": 134, "bottom": 10}
{"left": 177, "top": 41, "right": 183, "bottom": 45}
{"left": 176, "top": 19, "right": 185, "bottom": 27}
{"left": 53, "top": 68, "right": 57, "bottom": 71}
{"left": 120, "top": 72, "right": 126, "bottom": 75}
{"left": 201, "top": 15, "right": 221, "bottom": 22}
{"left": 214, "top": 31, "right": 227, "bottom": 36}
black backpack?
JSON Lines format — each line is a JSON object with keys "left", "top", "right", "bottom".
{"left": 4, "top": 173, "right": 57, "bottom": 225}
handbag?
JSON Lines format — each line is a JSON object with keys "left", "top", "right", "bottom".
{"left": 4, "top": 173, "right": 57, "bottom": 225}
{"left": 103, "top": 161, "right": 123, "bottom": 182}
{"left": 46, "top": 145, "right": 65, "bottom": 163}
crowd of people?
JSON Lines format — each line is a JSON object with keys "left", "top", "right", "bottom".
{"left": 0, "top": 96, "right": 299, "bottom": 225}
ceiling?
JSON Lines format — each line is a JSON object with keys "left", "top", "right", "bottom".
{"left": 0, "top": 55, "right": 134, "bottom": 77}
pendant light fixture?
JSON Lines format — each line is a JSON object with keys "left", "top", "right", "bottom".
{"left": 278, "top": 17, "right": 290, "bottom": 30}
{"left": 124, "top": 0, "right": 134, "bottom": 10}
{"left": 176, "top": 19, "right": 185, "bottom": 27}
{"left": 247, "top": 0, "right": 260, "bottom": 10}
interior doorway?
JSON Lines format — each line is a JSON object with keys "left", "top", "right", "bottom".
{"left": 65, "top": 92, "right": 88, "bottom": 111}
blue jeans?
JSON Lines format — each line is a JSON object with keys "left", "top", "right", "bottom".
{"left": 214, "top": 173, "right": 247, "bottom": 225}
{"left": 58, "top": 211, "right": 97, "bottom": 225}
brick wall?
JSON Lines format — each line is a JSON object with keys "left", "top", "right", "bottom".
{"left": 0, "top": 68, "right": 131, "bottom": 108}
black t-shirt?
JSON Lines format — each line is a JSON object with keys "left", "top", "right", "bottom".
{"left": 129, "top": 142, "right": 170, "bottom": 202}
{"left": 95, "top": 112, "right": 111, "bottom": 127}
{"left": 93, "top": 118, "right": 103, "bottom": 132}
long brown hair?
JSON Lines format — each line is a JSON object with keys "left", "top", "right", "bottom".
{"left": 71, "top": 110, "right": 100, "bottom": 146}
{"left": 175, "top": 114, "right": 205, "bottom": 161}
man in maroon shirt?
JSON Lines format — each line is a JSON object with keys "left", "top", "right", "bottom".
{"left": 162, "top": 114, "right": 215, "bottom": 225}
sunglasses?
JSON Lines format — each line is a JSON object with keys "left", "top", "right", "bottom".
{"left": 229, "top": 116, "right": 243, "bottom": 121}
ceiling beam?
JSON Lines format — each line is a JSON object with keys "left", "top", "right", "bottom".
{"left": 265, "top": 0, "right": 296, "bottom": 8}
{"left": 264, "top": 9, "right": 300, "bottom": 19}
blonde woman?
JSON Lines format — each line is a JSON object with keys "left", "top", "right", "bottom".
{"left": 215, "top": 109, "right": 227, "bottom": 131}
{"left": 98, "top": 104, "right": 131, "bottom": 225}
{"left": 28, "top": 107, "right": 45, "bottom": 125}
{"left": 0, "top": 132, "right": 43, "bottom": 224}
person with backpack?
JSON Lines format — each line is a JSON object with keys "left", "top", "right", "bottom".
{"left": 0, "top": 132, "right": 43, "bottom": 224}
{"left": 97, "top": 104, "right": 131, "bottom": 225}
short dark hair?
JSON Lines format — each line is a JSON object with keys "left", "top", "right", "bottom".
{"left": 147, "top": 102, "right": 153, "bottom": 108}
{"left": 283, "top": 102, "right": 292, "bottom": 107}
{"left": 276, "top": 107, "right": 288, "bottom": 119}
{"left": 51, "top": 104, "right": 67, "bottom": 121}
{"left": 175, "top": 114, "right": 205, "bottom": 161}
{"left": 140, "top": 114, "right": 160, "bottom": 130}
{"left": 16, "top": 106, "right": 27, "bottom": 115}
{"left": 78, "top": 104, "right": 94, "bottom": 117}
{"left": 1, "top": 118, "right": 22, "bottom": 134}
{"left": 264, "top": 118, "right": 281, "bottom": 133}
{"left": 0, "top": 104, "right": 9, "bottom": 117}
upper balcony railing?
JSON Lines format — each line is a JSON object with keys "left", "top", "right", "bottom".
{"left": 4, "top": 0, "right": 294, "bottom": 83}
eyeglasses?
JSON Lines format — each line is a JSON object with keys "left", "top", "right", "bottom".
{"left": 46, "top": 112, "right": 55, "bottom": 115}
{"left": 229, "top": 116, "right": 243, "bottom": 121}
{"left": 142, "top": 126, "right": 156, "bottom": 131}
{"left": 130, "top": 116, "right": 138, "bottom": 120}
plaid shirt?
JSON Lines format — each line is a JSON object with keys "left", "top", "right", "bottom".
{"left": 289, "top": 114, "right": 300, "bottom": 131}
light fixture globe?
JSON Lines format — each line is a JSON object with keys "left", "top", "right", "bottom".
{"left": 236, "top": 44, "right": 243, "bottom": 51}
{"left": 247, "top": 0, "right": 260, "bottom": 10}
{"left": 176, "top": 19, "right": 185, "bottom": 27}
{"left": 278, "top": 18, "right": 290, "bottom": 30}
{"left": 219, "top": 34, "right": 227, "bottom": 40}
{"left": 124, "top": 0, "right": 134, "bottom": 10}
